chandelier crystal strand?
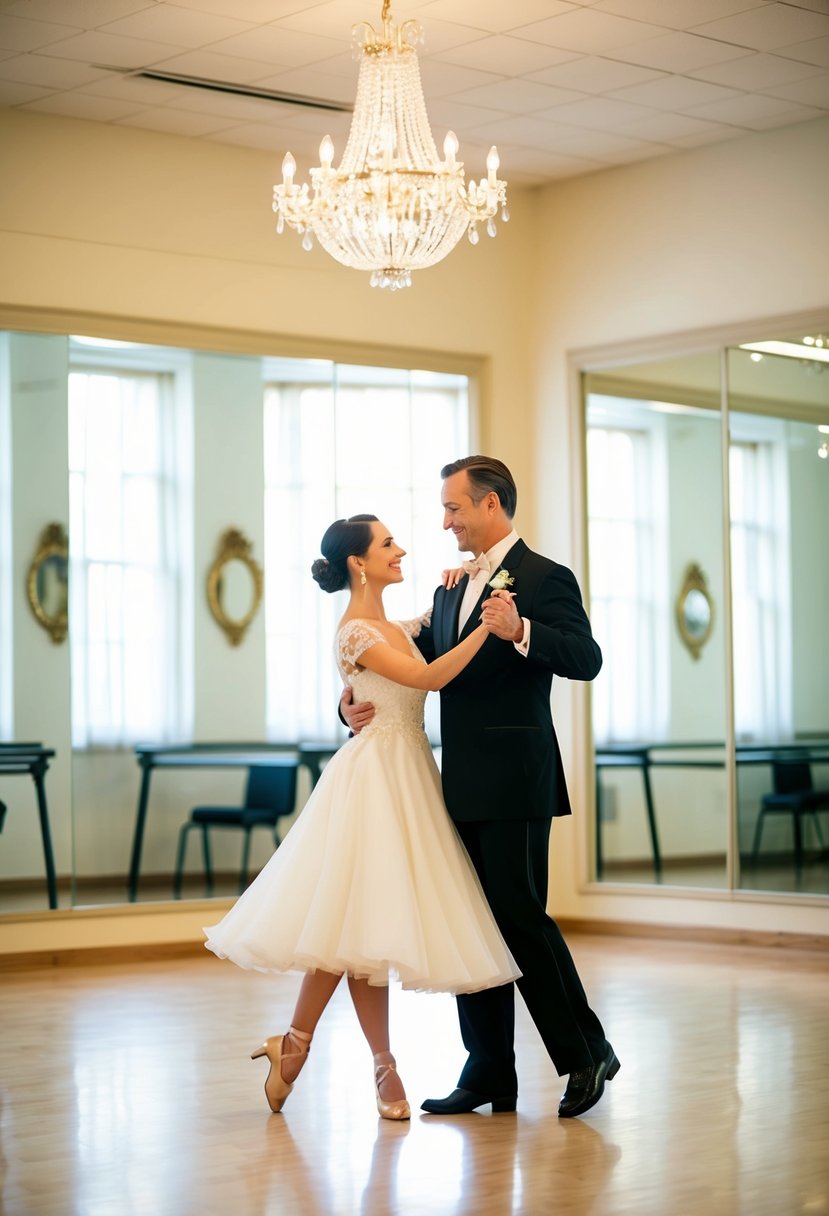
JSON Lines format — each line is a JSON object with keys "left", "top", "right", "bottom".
{"left": 271, "top": 0, "right": 508, "bottom": 290}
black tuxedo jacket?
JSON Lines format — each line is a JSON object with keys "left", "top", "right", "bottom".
{"left": 417, "top": 539, "right": 601, "bottom": 824}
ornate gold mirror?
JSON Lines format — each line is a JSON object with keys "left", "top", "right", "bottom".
{"left": 676, "top": 563, "right": 714, "bottom": 660}
{"left": 206, "top": 528, "right": 264, "bottom": 646}
{"left": 27, "top": 522, "right": 69, "bottom": 644}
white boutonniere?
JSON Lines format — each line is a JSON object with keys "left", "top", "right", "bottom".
{"left": 488, "top": 568, "right": 514, "bottom": 591}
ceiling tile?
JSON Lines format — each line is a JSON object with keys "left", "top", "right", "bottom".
{"left": 416, "top": 0, "right": 577, "bottom": 35}
{"left": 0, "top": 14, "right": 80, "bottom": 51}
{"left": 776, "top": 33, "right": 829, "bottom": 65}
{"left": 686, "top": 89, "right": 824, "bottom": 126}
{"left": 0, "top": 78, "right": 53, "bottom": 103}
{"left": 36, "top": 30, "right": 185, "bottom": 67}
{"left": 605, "top": 31, "right": 754, "bottom": 71}
{"left": 609, "top": 74, "right": 742, "bottom": 109}
{"left": 693, "top": 4, "right": 829, "bottom": 52}
{"left": 253, "top": 66, "right": 357, "bottom": 105}
{"left": 670, "top": 124, "right": 743, "bottom": 147}
{"left": 141, "top": 49, "right": 291, "bottom": 84}
{"left": 434, "top": 34, "right": 577, "bottom": 75}
{"left": 213, "top": 121, "right": 306, "bottom": 151}
{"left": 526, "top": 54, "right": 665, "bottom": 92}
{"left": 762, "top": 70, "right": 829, "bottom": 105}
{"left": 468, "top": 112, "right": 584, "bottom": 150}
{"left": 592, "top": 0, "right": 768, "bottom": 29}
{"left": 204, "top": 26, "right": 344, "bottom": 69}
{"left": 687, "top": 49, "right": 828, "bottom": 87}
{"left": 517, "top": 9, "right": 666, "bottom": 53}
{"left": 418, "top": 59, "right": 502, "bottom": 96}
{"left": 2, "top": 0, "right": 152, "bottom": 23}
{"left": 617, "top": 109, "right": 732, "bottom": 140}
{"left": 172, "top": 0, "right": 314, "bottom": 20}
{"left": 21, "top": 89, "right": 143, "bottom": 119}
{"left": 0, "top": 51, "right": 110, "bottom": 87}
{"left": 448, "top": 78, "right": 589, "bottom": 113}
{"left": 536, "top": 94, "right": 661, "bottom": 130}
{"left": 99, "top": 5, "right": 256, "bottom": 48}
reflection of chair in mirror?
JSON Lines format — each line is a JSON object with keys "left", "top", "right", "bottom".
{"left": 173, "top": 760, "right": 298, "bottom": 898}
{"left": 751, "top": 761, "right": 829, "bottom": 870}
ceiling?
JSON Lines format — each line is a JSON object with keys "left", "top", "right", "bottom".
{"left": 1, "top": 0, "right": 828, "bottom": 186}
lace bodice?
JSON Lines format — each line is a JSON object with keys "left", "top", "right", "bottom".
{"left": 337, "top": 614, "right": 431, "bottom": 747}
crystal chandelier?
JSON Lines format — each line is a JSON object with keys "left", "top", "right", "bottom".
{"left": 272, "top": 0, "right": 508, "bottom": 290}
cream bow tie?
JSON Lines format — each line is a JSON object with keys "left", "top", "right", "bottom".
{"left": 462, "top": 554, "right": 491, "bottom": 577}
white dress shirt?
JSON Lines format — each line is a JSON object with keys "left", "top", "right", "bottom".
{"left": 457, "top": 528, "right": 531, "bottom": 656}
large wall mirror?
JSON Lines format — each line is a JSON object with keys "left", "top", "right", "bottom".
{"left": 582, "top": 325, "right": 829, "bottom": 898}
{"left": 0, "top": 324, "right": 472, "bottom": 916}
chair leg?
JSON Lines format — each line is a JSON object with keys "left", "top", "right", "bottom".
{"left": 810, "top": 812, "right": 825, "bottom": 851}
{"left": 173, "top": 823, "right": 192, "bottom": 899}
{"left": 239, "top": 829, "right": 253, "bottom": 894}
{"left": 793, "top": 812, "right": 804, "bottom": 872}
{"left": 201, "top": 826, "right": 214, "bottom": 897}
{"left": 751, "top": 809, "right": 766, "bottom": 862}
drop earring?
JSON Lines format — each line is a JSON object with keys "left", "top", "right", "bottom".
{"left": 360, "top": 568, "right": 367, "bottom": 586}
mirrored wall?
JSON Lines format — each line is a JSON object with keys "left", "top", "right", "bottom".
{"left": 0, "top": 325, "right": 471, "bottom": 917}
{"left": 584, "top": 328, "right": 829, "bottom": 897}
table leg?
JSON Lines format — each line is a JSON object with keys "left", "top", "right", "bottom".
{"left": 32, "top": 761, "right": 58, "bottom": 910}
{"left": 128, "top": 760, "right": 154, "bottom": 902}
{"left": 641, "top": 762, "right": 663, "bottom": 880}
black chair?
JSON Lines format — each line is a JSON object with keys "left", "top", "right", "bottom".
{"left": 174, "top": 761, "right": 298, "bottom": 897}
{"left": 751, "top": 760, "right": 829, "bottom": 869}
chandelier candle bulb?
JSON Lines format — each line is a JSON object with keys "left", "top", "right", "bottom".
{"left": 270, "top": 0, "right": 508, "bottom": 289}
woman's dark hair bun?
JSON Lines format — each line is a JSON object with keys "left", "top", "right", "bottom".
{"left": 311, "top": 555, "right": 346, "bottom": 594}
{"left": 311, "top": 514, "right": 378, "bottom": 594}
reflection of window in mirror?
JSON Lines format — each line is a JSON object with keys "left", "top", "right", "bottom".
{"left": 263, "top": 361, "right": 470, "bottom": 741}
{"left": 0, "top": 353, "right": 10, "bottom": 740}
{"left": 68, "top": 350, "right": 192, "bottom": 747}
{"left": 586, "top": 395, "right": 669, "bottom": 744}
{"left": 729, "top": 427, "right": 792, "bottom": 742}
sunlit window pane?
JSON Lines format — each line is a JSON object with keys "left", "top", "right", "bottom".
{"left": 264, "top": 365, "right": 469, "bottom": 741}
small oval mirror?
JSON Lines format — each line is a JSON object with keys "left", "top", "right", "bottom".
{"left": 27, "top": 523, "right": 69, "bottom": 644}
{"left": 206, "top": 528, "right": 263, "bottom": 647}
{"left": 676, "top": 563, "right": 714, "bottom": 660}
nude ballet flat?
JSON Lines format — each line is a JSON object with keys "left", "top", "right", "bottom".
{"left": 250, "top": 1024, "right": 312, "bottom": 1113}
{"left": 374, "top": 1058, "right": 411, "bottom": 1121}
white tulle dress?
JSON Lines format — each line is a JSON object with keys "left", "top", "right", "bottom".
{"left": 204, "top": 615, "right": 520, "bottom": 994}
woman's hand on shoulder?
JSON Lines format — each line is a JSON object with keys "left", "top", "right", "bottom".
{"left": 441, "top": 566, "right": 466, "bottom": 590}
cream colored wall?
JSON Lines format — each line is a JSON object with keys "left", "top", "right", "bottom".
{"left": 531, "top": 115, "right": 829, "bottom": 940}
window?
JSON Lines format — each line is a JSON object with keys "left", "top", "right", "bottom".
{"left": 68, "top": 359, "right": 190, "bottom": 746}
{"left": 0, "top": 333, "right": 11, "bottom": 739}
{"left": 263, "top": 359, "right": 469, "bottom": 740}
{"left": 586, "top": 397, "right": 668, "bottom": 744}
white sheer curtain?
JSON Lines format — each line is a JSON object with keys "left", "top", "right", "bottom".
{"left": 587, "top": 413, "right": 668, "bottom": 744}
{"left": 729, "top": 436, "right": 792, "bottom": 741}
{"left": 263, "top": 361, "right": 469, "bottom": 741}
{"left": 69, "top": 368, "right": 187, "bottom": 747}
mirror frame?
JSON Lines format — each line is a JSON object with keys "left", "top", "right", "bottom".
{"left": 676, "top": 563, "right": 715, "bottom": 661}
{"left": 206, "top": 527, "right": 263, "bottom": 647}
{"left": 26, "top": 522, "right": 69, "bottom": 645}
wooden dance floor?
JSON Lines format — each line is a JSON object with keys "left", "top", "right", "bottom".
{"left": 1, "top": 933, "right": 826, "bottom": 1215}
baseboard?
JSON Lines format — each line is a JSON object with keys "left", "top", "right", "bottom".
{"left": 557, "top": 917, "right": 829, "bottom": 953}
{"left": 0, "top": 939, "right": 206, "bottom": 972}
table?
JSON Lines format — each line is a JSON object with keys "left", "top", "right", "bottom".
{"left": 0, "top": 743, "right": 58, "bottom": 909}
{"left": 594, "top": 740, "right": 829, "bottom": 880}
{"left": 128, "top": 741, "right": 341, "bottom": 901}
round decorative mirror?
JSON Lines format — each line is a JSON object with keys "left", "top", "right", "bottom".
{"left": 27, "top": 522, "right": 69, "bottom": 644}
{"left": 676, "top": 563, "right": 714, "bottom": 660}
{"left": 206, "top": 528, "right": 263, "bottom": 646}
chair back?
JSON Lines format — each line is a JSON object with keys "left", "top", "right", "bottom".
{"left": 772, "top": 760, "right": 813, "bottom": 795}
{"left": 244, "top": 763, "right": 298, "bottom": 819}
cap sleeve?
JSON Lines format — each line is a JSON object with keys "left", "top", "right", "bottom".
{"left": 338, "top": 619, "right": 387, "bottom": 677}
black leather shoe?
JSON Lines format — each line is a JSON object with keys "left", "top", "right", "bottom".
{"left": 420, "top": 1088, "right": 517, "bottom": 1115}
{"left": 558, "top": 1044, "right": 620, "bottom": 1119}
